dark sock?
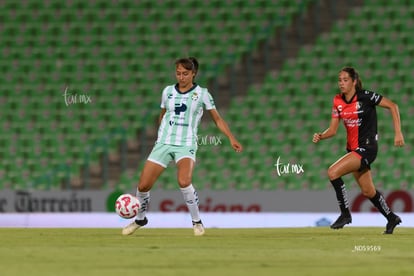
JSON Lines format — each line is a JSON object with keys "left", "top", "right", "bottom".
{"left": 369, "top": 190, "right": 394, "bottom": 220}
{"left": 330, "top": 178, "right": 350, "bottom": 216}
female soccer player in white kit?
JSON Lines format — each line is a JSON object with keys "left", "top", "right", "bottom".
{"left": 122, "top": 57, "right": 243, "bottom": 236}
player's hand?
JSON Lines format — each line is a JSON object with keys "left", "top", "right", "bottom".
{"left": 231, "top": 139, "right": 243, "bottom": 152}
{"left": 312, "top": 133, "right": 322, "bottom": 143}
{"left": 394, "top": 132, "right": 405, "bottom": 147}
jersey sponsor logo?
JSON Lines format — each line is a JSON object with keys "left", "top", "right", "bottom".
{"left": 169, "top": 120, "right": 189, "bottom": 127}
{"left": 189, "top": 149, "right": 195, "bottom": 154}
{"left": 174, "top": 103, "right": 187, "bottom": 115}
{"left": 343, "top": 118, "right": 362, "bottom": 127}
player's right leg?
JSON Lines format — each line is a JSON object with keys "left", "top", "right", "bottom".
{"left": 328, "top": 152, "right": 361, "bottom": 229}
{"left": 122, "top": 159, "right": 166, "bottom": 236}
{"left": 122, "top": 216, "right": 148, "bottom": 236}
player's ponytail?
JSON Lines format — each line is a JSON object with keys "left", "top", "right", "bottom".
{"left": 354, "top": 70, "right": 363, "bottom": 92}
{"left": 188, "top": 57, "right": 199, "bottom": 75}
{"left": 341, "top": 67, "right": 363, "bottom": 92}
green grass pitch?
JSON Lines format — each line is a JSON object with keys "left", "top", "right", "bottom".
{"left": 1, "top": 227, "right": 413, "bottom": 276}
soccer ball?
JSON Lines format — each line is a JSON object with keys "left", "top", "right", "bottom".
{"left": 115, "top": 194, "right": 140, "bottom": 219}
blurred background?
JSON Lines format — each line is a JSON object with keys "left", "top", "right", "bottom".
{"left": 0, "top": 0, "right": 412, "bottom": 206}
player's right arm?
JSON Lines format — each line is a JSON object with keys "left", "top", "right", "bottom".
{"left": 158, "top": 108, "right": 166, "bottom": 125}
{"left": 158, "top": 86, "right": 169, "bottom": 126}
{"left": 313, "top": 117, "right": 340, "bottom": 143}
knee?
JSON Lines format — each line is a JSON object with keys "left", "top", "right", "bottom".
{"left": 327, "top": 167, "right": 339, "bottom": 181}
{"left": 177, "top": 175, "right": 192, "bottom": 188}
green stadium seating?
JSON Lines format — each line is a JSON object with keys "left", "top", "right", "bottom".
{"left": 2, "top": 0, "right": 411, "bottom": 192}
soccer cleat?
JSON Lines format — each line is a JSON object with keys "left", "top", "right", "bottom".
{"left": 330, "top": 214, "right": 352, "bottom": 229}
{"left": 192, "top": 220, "right": 205, "bottom": 236}
{"left": 384, "top": 215, "right": 402, "bottom": 234}
{"left": 122, "top": 217, "right": 148, "bottom": 236}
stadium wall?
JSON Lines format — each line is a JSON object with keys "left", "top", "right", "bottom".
{"left": 0, "top": 189, "right": 412, "bottom": 213}
{"left": 1, "top": 189, "right": 413, "bottom": 228}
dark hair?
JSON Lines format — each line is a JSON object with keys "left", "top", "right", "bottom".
{"left": 175, "top": 57, "right": 199, "bottom": 76}
{"left": 340, "top": 67, "right": 363, "bottom": 92}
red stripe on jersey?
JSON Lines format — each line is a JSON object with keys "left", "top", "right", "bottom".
{"left": 332, "top": 93, "right": 359, "bottom": 150}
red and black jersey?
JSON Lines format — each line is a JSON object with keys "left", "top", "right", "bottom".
{"left": 331, "top": 90, "right": 383, "bottom": 151}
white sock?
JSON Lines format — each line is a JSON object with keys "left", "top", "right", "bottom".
{"left": 180, "top": 184, "right": 201, "bottom": 222}
{"left": 135, "top": 190, "right": 150, "bottom": 221}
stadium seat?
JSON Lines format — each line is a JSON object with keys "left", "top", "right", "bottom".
{"left": 2, "top": 0, "right": 411, "bottom": 192}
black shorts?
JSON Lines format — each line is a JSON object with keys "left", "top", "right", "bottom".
{"left": 347, "top": 146, "right": 378, "bottom": 171}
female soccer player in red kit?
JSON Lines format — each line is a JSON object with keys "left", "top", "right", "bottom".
{"left": 313, "top": 67, "right": 405, "bottom": 234}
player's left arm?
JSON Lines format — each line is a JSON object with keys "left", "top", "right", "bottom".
{"left": 378, "top": 97, "right": 405, "bottom": 147}
{"left": 209, "top": 109, "right": 243, "bottom": 152}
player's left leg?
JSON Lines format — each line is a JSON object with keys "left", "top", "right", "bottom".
{"left": 176, "top": 157, "right": 205, "bottom": 236}
{"left": 353, "top": 169, "right": 401, "bottom": 234}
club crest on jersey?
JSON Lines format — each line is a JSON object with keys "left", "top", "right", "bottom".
{"left": 337, "top": 105, "right": 343, "bottom": 112}
{"left": 191, "top": 92, "right": 199, "bottom": 101}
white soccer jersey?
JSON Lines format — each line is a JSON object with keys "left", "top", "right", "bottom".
{"left": 156, "top": 84, "right": 216, "bottom": 146}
